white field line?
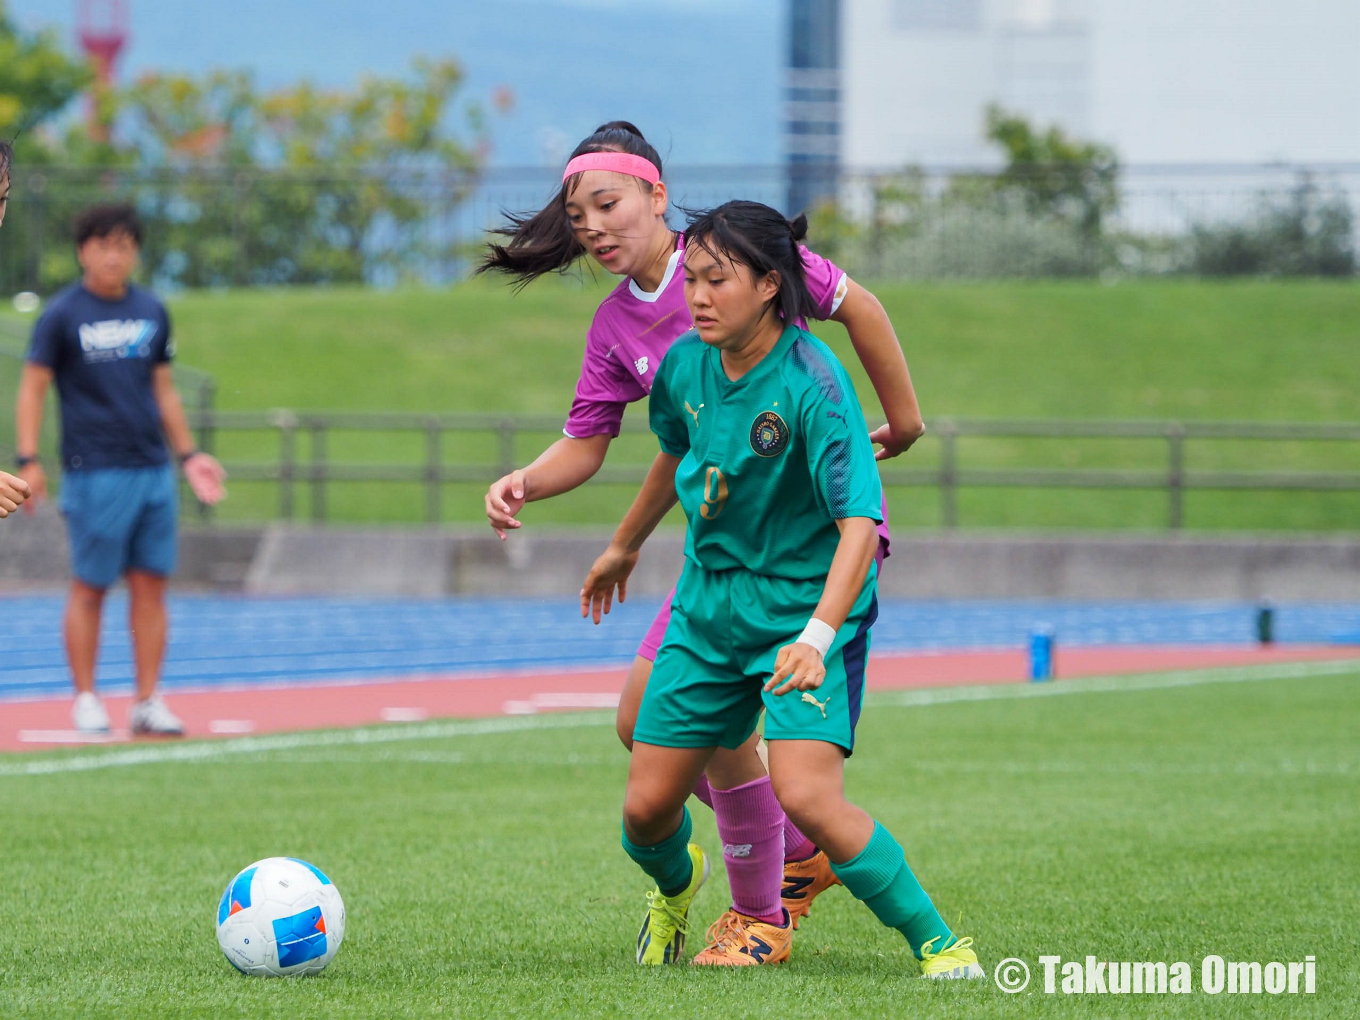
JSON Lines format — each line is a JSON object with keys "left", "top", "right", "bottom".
{"left": 259, "top": 749, "right": 620, "bottom": 767}
{"left": 15, "top": 729, "right": 132, "bottom": 744}
{"left": 2, "top": 657, "right": 1357, "bottom": 779}
{"left": 199, "top": 745, "right": 1360, "bottom": 777}
{"left": 0, "top": 711, "right": 616, "bottom": 777}
{"left": 868, "top": 656, "right": 1360, "bottom": 708}
{"left": 0, "top": 658, "right": 637, "bottom": 703}
{"left": 907, "top": 757, "right": 1358, "bottom": 778}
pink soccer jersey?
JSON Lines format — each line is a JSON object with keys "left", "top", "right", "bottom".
{"left": 563, "top": 235, "right": 851, "bottom": 441}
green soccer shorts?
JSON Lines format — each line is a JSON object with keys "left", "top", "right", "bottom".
{"left": 633, "top": 560, "right": 879, "bottom": 755}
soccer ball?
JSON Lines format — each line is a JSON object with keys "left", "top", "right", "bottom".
{"left": 216, "top": 857, "right": 346, "bottom": 976}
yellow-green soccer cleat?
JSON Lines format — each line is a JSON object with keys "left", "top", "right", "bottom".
{"left": 920, "top": 935, "right": 986, "bottom": 980}
{"left": 636, "top": 844, "right": 710, "bottom": 965}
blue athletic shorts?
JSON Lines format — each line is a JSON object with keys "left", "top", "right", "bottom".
{"left": 60, "top": 465, "right": 178, "bottom": 588}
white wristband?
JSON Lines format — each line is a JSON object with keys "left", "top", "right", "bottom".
{"left": 795, "top": 618, "right": 837, "bottom": 658}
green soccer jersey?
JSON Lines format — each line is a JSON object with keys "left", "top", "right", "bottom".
{"left": 649, "top": 323, "right": 884, "bottom": 580}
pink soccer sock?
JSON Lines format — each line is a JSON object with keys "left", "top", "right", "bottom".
{"left": 710, "top": 776, "right": 786, "bottom": 925}
{"left": 700, "top": 774, "right": 816, "bottom": 860}
{"left": 692, "top": 774, "right": 715, "bottom": 810}
{"left": 783, "top": 816, "right": 818, "bottom": 863}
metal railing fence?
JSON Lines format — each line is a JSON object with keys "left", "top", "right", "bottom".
{"left": 2, "top": 162, "right": 1356, "bottom": 291}
{"left": 182, "top": 410, "right": 1360, "bottom": 530}
{"left": 4, "top": 307, "right": 1356, "bottom": 531}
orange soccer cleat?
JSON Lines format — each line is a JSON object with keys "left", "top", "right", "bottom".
{"left": 781, "top": 850, "right": 842, "bottom": 929}
{"left": 690, "top": 908, "right": 793, "bottom": 966}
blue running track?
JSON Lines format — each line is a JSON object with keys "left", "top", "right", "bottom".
{"left": 2, "top": 594, "right": 1358, "bottom": 701}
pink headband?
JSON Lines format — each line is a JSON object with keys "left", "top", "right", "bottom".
{"left": 562, "top": 152, "right": 660, "bottom": 185}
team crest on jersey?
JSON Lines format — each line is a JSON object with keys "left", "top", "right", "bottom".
{"left": 749, "top": 410, "right": 789, "bottom": 457}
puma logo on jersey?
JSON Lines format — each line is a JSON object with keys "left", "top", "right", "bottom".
{"left": 801, "top": 692, "right": 831, "bottom": 719}
{"left": 825, "top": 409, "right": 848, "bottom": 426}
{"left": 635, "top": 356, "right": 649, "bottom": 375}
{"left": 685, "top": 401, "right": 704, "bottom": 425}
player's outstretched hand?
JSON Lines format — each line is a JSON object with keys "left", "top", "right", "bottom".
{"left": 870, "top": 421, "right": 926, "bottom": 461}
{"left": 486, "top": 469, "right": 528, "bottom": 541}
{"left": 765, "top": 642, "right": 827, "bottom": 696}
{"left": 0, "top": 470, "right": 33, "bottom": 518}
{"left": 183, "top": 453, "right": 228, "bottom": 505}
{"left": 581, "top": 543, "right": 638, "bottom": 625}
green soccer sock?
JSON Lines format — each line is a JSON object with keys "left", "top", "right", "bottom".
{"left": 830, "top": 820, "right": 952, "bottom": 959}
{"left": 622, "top": 805, "right": 695, "bottom": 897}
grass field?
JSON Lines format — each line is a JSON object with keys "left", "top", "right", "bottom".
{"left": 3, "top": 278, "right": 1358, "bottom": 529}
{"left": 2, "top": 664, "right": 1357, "bottom": 1018}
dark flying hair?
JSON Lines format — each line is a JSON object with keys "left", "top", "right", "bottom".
{"left": 0, "top": 139, "right": 12, "bottom": 180}
{"left": 684, "top": 200, "right": 814, "bottom": 324}
{"left": 74, "top": 203, "right": 143, "bottom": 247}
{"left": 477, "top": 120, "right": 663, "bottom": 287}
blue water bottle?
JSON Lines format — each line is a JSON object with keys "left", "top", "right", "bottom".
{"left": 1029, "top": 626, "right": 1055, "bottom": 681}
{"left": 1255, "top": 602, "right": 1275, "bottom": 645}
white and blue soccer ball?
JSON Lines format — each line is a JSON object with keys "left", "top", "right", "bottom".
{"left": 216, "top": 857, "right": 346, "bottom": 976}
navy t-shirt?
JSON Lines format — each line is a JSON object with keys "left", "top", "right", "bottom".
{"left": 27, "top": 282, "right": 174, "bottom": 471}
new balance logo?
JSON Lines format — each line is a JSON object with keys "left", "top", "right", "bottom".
{"left": 77, "top": 319, "right": 157, "bottom": 361}
{"left": 723, "top": 843, "right": 753, "bottom": 859}
{"left": 685, "top": 401, "right": 704, "bottom": 425}
{"left": 801, "top": 692, "right": 831, "bottom": 718}
{"left": 782, "top": 874, "right": 814, "bottom": 900}
{"left": 744, "top": 936, "right": 775, "bottom": 962}
{"left": 635, "top": 356, "right": 649, "bottom": 375}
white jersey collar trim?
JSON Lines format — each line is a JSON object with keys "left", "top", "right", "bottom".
{"left": 627, "top": 247, "right": 682, "bottom": 304}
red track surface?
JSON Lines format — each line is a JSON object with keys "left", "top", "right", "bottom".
{"left": 3, "top": 645, "right": 1356, "bottom": 753}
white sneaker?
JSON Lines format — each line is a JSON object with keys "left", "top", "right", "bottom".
{"left": 72, "top": 692, "right": 111, "bottom": 733}
{"left": 129, "top": 695, "right": 185, "bottom": 736}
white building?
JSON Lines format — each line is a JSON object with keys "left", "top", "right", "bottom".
{"left": 793, "top": 0, "right": 1360, "bottom": 171}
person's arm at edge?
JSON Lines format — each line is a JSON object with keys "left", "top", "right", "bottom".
{"left": 830, "top": 280, "right": 927, "bottom": 461}
{"left": 14, "top": 363, "right": 52, "bottom": 512}
{"left": 0, "top": 471, "right": 31, "bottom": 517}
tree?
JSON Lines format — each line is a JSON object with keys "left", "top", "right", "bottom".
{"left": 0, "top": 2, "right": 92, "bottom": 149}
{"left": 983, "top": 104, "right": 1119, "bottom": 236}
{"left": 3, "top": 54, "right": 491, "bottom": 292}
{"left": 1187, "top": 175, "right": 1355, "bottom": 277}
{"left": 114, "top": 58, "right": 488, "bottom": 286}
{"left": 805, "top": 110, "right": 1122, "bottom": 279}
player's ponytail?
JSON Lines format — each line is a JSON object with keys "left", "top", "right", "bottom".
{"left": 684, "top": 200, "right": 815, "bottom": 324}
{"left": 477, "top": 121, "right": 663, "bottom": 287}
{"left": 0, "top": 138, "right": 12, "bottom": 181}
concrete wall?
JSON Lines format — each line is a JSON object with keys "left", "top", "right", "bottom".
{"left": 0, "top": 512, "right": 261, "bottom": 592}
{"left": 3, "top": 520, "right": 1357, "bottom": 601}
{"left": 877, "top": 532, "right": 1360, "bottom": 601}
